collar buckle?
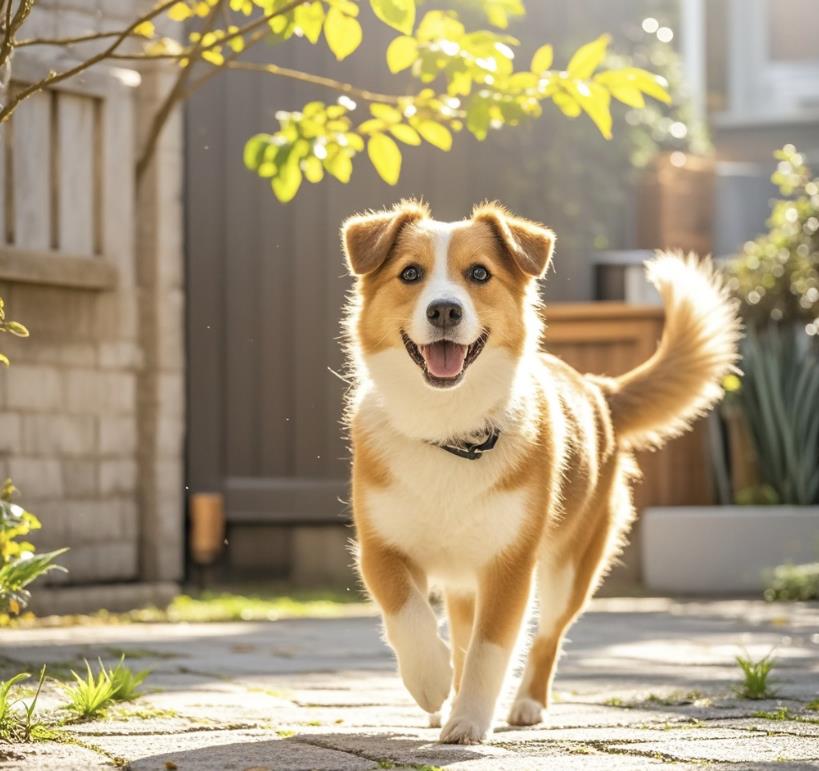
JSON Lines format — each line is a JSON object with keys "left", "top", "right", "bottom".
{"left": 432, "top": 428, "right": 501, "bottom": 461}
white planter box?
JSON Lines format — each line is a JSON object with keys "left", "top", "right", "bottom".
{"left": 642, "top": 506, "right": 819, "bottom": 595}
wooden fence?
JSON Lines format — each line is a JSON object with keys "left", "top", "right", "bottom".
{"left": 0, "top": 54, "right": 133, "bottom": 289}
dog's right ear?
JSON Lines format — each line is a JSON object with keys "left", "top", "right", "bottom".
{"left": 341, "top": 199, "right": 429, "bottom": 276}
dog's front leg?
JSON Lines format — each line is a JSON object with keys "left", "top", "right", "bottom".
{"left": 358, "top": 530, "right": 452, "bottom": 715}
{"left": 440, "top": 551, "right": 534, "bottom": 744}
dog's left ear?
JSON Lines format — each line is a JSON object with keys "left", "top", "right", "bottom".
{"left": 472, "top": 203, "right": 555, "bottom": 278}
{"left": 342, "top": 199, "right": 429, "bottom": 276}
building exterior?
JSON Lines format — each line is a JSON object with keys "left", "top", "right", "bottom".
{"left": 0, "top": 0, "right": 184, "bottom": 611}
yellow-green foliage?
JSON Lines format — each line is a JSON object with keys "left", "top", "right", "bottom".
{"left": 0, "top": 481, "right": 67, "bottom": 619}
{"left": 727, "top": 145, "right": 819, "bottom": 332}
{"left": 145, "top": 0, "right": 670, "bottom": 201}
{"left": 0, "top": 296, "right": 29, "bottom": 367}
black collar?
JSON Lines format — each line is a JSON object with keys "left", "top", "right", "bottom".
{"left": 431, "top": 428, "right": 501, "bottom": 460}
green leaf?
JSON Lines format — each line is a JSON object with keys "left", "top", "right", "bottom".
{"left": 6, "top": 322, "right": 28, "bottom": 338}
{"left": 324, "top": 7, "right": 362, "bottom": 60}
{"left": 271, "top": 160, "right": 303, "bottom": 203}
{"left": 370, "top": 103, "right": 402, "bottom": 123}
{"left": 627, "top": 67, "right": 671, "bottom": 104}
{"left": 567, "top": 34, "right": 609, "bottom": 79}
{"left": 243, "top": 134, "right": 271, "bottom": 170}
{"left": 530, "top": 44, "right": 553, "bottom": 74}
{"left": 609, "top": 85, "right": 644, "bottom": 108}
{"left": 415, "top": 120, "right": 452, "bottom": 151}
{"left": 0, "top": 353, "right": 8, "bottom": 367}
{"left": 571, "top": 81, "right": 612, "bottom": 139}
{"left": 466, "top": 98, "right": 490, "bottom": 140}
{"left": 389, "top": 123, "right": 421, "bottom": 145}
{"left": 303, "top": 155, "right": 324, "bottom": 183}
{"left": 294, "top": 1, "right": 325, "bottom": 44}
{"left": 552, "top": 90, "right": 581, "bottom": 118}
{"left": 370, "top": 0, "right": 415, "bottom": 35}
{"left": 368, "top": 133, "right": 402, "bottom": 185}
{"left": 386, "top": 35, "right": 418, "bottom": 73}
{"left": 324, "top": 151, "right": 353, "bottom": 183}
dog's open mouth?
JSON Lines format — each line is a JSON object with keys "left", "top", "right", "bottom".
{"left": 401, "top": 331, "right": 488, "bottom": 388}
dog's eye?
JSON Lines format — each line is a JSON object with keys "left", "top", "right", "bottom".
{"left": 400, "top": 265, "right": 422, "bottom": 283}
{"left": 468, "top": 264, "right": 491, "bottom": 283}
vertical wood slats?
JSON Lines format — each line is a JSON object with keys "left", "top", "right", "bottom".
{"left": 1, "top": 78, "right": 125, "bottom": 260}
{"left": 12, "top": 91, "right": 51, "bottom": 251}
{"left": 57, "top": 93, "right": 95, "bottom": 255}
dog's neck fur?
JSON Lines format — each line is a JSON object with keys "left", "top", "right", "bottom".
{"left": 353, "top": 314, "right": 544, "bottom": 445}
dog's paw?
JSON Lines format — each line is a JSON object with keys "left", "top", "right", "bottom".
{"left": 399, "top": 636, "right": 452, "bottom": 714}
{"left": 507, "top": 697, "right": 543, "bottom": 726}
{"left": 439, "top": 712, "right": 490, "bottom": 744}
{"left": 427, "top": 711, "right": 442, "bottom": 728}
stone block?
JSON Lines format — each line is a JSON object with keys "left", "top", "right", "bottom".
{"left": 22, "top": 414, "right": 96, "bottom": 456}
{"left": 60, "top": 541, "right": 138, "bottom": 583}
{"left": 157, "top": 371, "right": 184, "bottom": 417}
{"left": 99, "top": 459, "right": 138, "bottom": 495}
{"left": 8, "top": 457, "right": 63, "bottom": 499}
{"left": 98, "top": 341, "right": 144, "bottom": 370}
{"left": 65, "top": 499, "right": 126, "bottom": 543}
{"left": 0, "top": 413, "right": 22, "bottom": 453}
{"left": 5, "top": 365, "right": 62, "bottom": 411}
{"left": 65, "top": 369, "right": 137, "bottom": 414}
{"left": 62, "top": 459, "right": 98, "bottom": 497}
{"left": 98, "top": 415, "right": 138, "bottom": 455}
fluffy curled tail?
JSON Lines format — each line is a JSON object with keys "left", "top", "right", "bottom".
{"left": 604, "top": 252, "right": 742, "bottom": 450}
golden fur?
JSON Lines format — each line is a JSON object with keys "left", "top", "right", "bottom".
{"left": 341, "top": 200, "right": 741, "bottom": 744}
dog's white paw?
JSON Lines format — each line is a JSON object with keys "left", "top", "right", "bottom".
{"left": 439, "top": 711, "right": 490, "bottom": 744}
{"left": 398, "top": 636, "right": 452, "bottom": 714}
{"left": 507, "top": 697, "right": 543, "bottom": 726}
{"left": 428, "top": 711, "right": 442, "bottom": 728}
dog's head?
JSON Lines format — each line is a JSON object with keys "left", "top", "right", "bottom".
{"left": 342, "top": 200, "right": 554, "bottom": 437}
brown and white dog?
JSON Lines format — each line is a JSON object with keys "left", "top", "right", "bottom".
{"left": 341, "top": 200, "right": 740, "bottom": 744}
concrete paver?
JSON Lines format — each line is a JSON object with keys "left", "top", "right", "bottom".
{"left": 0, "top": 598, "right": 817, "bottom": 769}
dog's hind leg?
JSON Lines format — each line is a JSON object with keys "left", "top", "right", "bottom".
{"left": 508, "top": 477, "right": 634, "bottom": 726}
{"left": 507, "top": 556, "right": 576, "bottom": 726}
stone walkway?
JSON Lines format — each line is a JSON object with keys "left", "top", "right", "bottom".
{"left": 1, "top": 598, "right": 818, "bottom": 770}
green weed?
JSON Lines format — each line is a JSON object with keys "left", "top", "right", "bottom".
{"left": 735, "top": 652, "right": 776, "bottom": 699}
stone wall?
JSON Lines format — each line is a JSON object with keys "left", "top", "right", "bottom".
{"left": 0, "top": 0, "right": 185, "bottom": 595}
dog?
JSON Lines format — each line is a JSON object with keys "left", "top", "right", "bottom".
{"left": 341, "top": 199, "right": 740, "bottom": 744}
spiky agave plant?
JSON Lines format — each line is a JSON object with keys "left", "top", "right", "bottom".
{"left": 738, "top": 325, "right": 819, "bottom": 505}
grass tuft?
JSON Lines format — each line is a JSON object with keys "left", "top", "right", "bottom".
{"left": 64, "top": 657, "right": 149, "bottom": 719}
{"left": 735, "top": 652, "right": 776, "bottom": 700}
{"left": 0, "top": 666, "right": 47, "bottom": 742}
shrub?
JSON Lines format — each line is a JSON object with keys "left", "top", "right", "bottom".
{"left": 763, "top": 562, "right": 819, "bottom": 602}
{"left": 0, "top": 480, "right": 67, "bottom": 620}
{"left": 726, "top": 145, "right": 819, "bottom": 333}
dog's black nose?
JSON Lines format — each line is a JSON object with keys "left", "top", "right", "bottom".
{"left": 426, "top": 301, "right": 463, "bottom": 328}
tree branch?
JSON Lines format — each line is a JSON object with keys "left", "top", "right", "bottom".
{"left": 222, "top": 60, "right": 403, "bottom": 104}
{"left": 0, "top": 0, "right": 179, "bottom": 123}
{"left": 15, "top": 29, "right": 139, "bottom": 48}
{"left": 135, "top": 0, "right": 226, "bottom": 183}
{"left": 135, "top": 0, "right": 313, "bottom": 180}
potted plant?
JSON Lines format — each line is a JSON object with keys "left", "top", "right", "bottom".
{"left": 642, "top": 145, "right": 819, "bottom": 594}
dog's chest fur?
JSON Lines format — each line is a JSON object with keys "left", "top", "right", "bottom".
{"left": 360, "top": 408, "right": 535, "bottom": 585}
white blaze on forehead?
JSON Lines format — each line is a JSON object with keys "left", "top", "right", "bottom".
{"left": 409, "top": 220, "right": 481, "bottom": 344}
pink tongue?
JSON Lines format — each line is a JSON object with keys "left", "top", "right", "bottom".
{"left": 421, "top": 341, "right": 467, "bottom": 379}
